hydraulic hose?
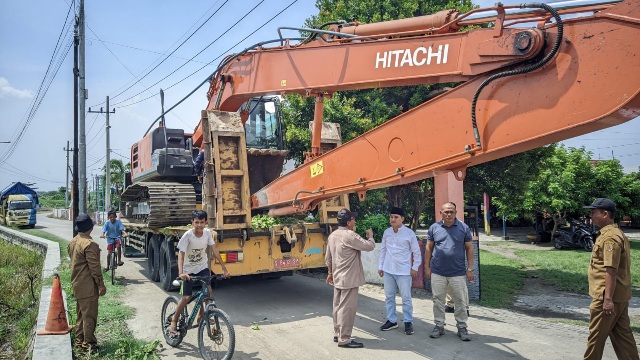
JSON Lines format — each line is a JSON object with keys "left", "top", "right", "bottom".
{"left": 470, "top": 3, "right": 564, "bottom": 149}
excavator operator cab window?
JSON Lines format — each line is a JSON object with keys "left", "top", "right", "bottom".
{"left": 244, "top": 97, "right": 283, "bottom": 150}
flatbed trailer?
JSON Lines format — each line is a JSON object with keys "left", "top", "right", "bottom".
{"left": 123, "top": 219, "right": 331, "bottom": 291}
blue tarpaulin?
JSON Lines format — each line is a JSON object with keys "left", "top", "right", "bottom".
{"left": 1, "top": 182, "right": 39, "bottom": 204}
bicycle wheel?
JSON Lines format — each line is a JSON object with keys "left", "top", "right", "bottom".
{"left": 198, "top": 307, "right": 235, "bottom": 360}
{"left": 110, "top": 252, "right": 116, "bottom": 285}
{"left": 161, "top": 296, "right": 187, "bottom": 347}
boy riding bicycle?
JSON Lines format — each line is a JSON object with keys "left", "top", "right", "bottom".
{"left": 168, "top": 210, "right": 230, "bottom": 338}
{"left": 100, "top": 210, "right": 128, "bottom": 271}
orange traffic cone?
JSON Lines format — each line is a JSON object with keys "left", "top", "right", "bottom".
{"left": 37, "top": 273, "right": 73, "bottom": 335}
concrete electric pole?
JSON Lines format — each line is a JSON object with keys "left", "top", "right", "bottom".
{"left": 63, "top": 141, "right": 72, "bottom": 208}
{"left": 88, "top": 96, "right": 115, "bottom": 212}
{"left": 78, "top": 0, "right": 87, "bottom": 214}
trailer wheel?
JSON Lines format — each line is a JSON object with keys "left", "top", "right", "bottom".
{"left": 159, "top": 237, "right": 179, "bottom": 291}
{"left": 147, "top": 235, "right": 161, "bottom": 282}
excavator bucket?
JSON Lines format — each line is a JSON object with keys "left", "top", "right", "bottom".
{"left": 201, "top": 110, "right": 252, "bottom": 230}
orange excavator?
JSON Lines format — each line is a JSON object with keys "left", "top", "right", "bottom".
{"left": 120, "top": 0, "right": 640, "bottom": 287}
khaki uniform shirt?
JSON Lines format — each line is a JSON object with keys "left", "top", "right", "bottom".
{"left": 588, "top": 224, "right": 632, "bottom": 302}
{"left": 68, "top": 233, "right": 105, "bottom": 299}
{"left": 325, "top": 226, "right": 375, "bottom": 290}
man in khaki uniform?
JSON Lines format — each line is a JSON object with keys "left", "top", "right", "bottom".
{"left": 583, "top": 198, "right": 639, "bottom": 360}
{"left": 326, "top": 208, "right": 375, "bottom": 348}
{"left": 68, "top": 214, "right": 106, "bottom": 351}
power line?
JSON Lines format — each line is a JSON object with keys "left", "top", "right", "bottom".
{"left": 0, "top": 162, "right": 65, "bottom": 184}
{"left": 85, "top": 38, "right": 208, "bottom": 64}
{"left": 87, "top": 154, "right": 106, "bottom": 168}
{"left": 106, "top": 0, "right": 231, "bottom": 103}
{"left": 110, "top": 150, "right": 129, "bottom": 160}
{"left": 118, "top": 0, "right": 297, "bottom": 110}
{"left": 89, "top": 0, "right": 225, "bottom": 108}
{"left": 138, "top": 2, "right": 302, "bottom": 137}
{"left": 0, "top": 2, "right": 75, "bottom": 164}
{"left": 85, "top": 112, "right": 101, "bottom": 137}
{"left": 112, "top": 0, "right": 264, "bottom": 108}
{"left": 590, "top": 142, "right": 640, "bottom": 151}
{"left": 0, "top": 39, "right": 73, "bottom": 164}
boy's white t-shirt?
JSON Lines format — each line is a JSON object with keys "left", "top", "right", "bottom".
{"left": 177, "top": 228, "right": 215, "bottom": 274}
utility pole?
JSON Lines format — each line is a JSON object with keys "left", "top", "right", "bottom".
{"left": 73, "top": 12, "right": 80, "bottom": 236}
{"left": 88, "top": 96, "right": 115, "bottom": 212}
{"left": 95, "top": 174, "right": 99, "bottom": 217}
{"left": 63, "top": 141, "right": 72, "bottom": 208}
{"left": 78, "top": 0, "right": 87, "bottom": 214}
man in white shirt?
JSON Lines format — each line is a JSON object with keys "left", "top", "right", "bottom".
{"left": 378, "top": 207, "right": 422, "bottom": 335}
{"left": 167, "top": 210, "right": 229, "bottom": 337}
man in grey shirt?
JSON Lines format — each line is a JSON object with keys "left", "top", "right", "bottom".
{"left": 425, "top": 202, "right": 474, "bottom": 341}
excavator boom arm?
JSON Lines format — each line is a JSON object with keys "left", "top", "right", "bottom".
{"left": 206, "top": 0, "right": 640, "bottom": 212}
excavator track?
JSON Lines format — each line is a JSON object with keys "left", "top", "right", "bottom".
{"left": 120, "top": 182, "right": 196, "bottom": 228}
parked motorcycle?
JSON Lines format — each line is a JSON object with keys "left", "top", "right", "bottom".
{"left": 553, "top": 219, "right": 595, "bottom": 251}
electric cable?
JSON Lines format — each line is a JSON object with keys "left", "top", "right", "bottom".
{"left": 0, "top": 38, "right": 74, "bottom": 164}
{"left": 85, "top": 38, "right": 208, "bottom": 64}
{"left": 0, "top": 162, "right": 65, "bottom": 184}
{"left": 0, "top": 2, "right": 75, "bottom": 164}
{"left": 112, "top": 0, "right": 266, "bottom": 107}
{"left": 89, "top": 0, "right": 225, "bottom": 108}
{"left": 107, "top": 0, "right": 231, "bottom": 103}
{"left": 85, "top": 112, "right": 101, "bottom": 138}
{"left": 121, "top": 0, "right": 299, "bottom": 113}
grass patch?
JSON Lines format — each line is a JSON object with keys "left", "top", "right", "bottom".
{"left": 512, "top": 239, "right": 640, "bottom": 296}
{"left": 0, "top": 239, "right": 44, "bottom": 359}
{"left": 514, "top": 248, "right": 590, "bottom": 294}
{"left": 480, "top": 241, "right": 505, "bottom": 247}
{"left": 15, "top": 229, "right": 162, "bottom": 359}
{"left": 478, "top": 249, "right": 528, "bottom": 308}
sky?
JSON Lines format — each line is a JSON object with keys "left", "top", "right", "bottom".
{"left": 0, "top": 0, "right": 638, "bottom": 192}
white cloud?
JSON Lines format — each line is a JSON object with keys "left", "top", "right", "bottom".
{"left": 0, "top": 77, "right": 33, "bottom": 99}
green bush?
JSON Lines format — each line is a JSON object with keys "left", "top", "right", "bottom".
{"left": 0, "top": 240, "right": 43, "bottom": 359}
{"left": 251, "top": 214, "right": 277, "bottom": 230}
{"left": 356, "top": 214, "right": 389, "bottom": 242}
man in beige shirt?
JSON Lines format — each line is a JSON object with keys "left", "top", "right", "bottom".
{"left": 326, "top": 208, "right": 375, "bottom": 348}
{"left": 68, "top": 214, "right": 106, "bottom": 352}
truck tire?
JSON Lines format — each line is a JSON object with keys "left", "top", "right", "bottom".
{"left": 147, "top": 235, "right": 161, "bottom": 282}
{"left": 159, "top": 237, "right": 179, "bottom": 291}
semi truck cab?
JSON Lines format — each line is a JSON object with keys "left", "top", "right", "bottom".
{"left": 1, "top": 194, "right": 37, "bottom": 228}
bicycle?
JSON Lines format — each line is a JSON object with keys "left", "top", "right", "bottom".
{"left": 161, "top": 274, "right": 235, "bottom": 360}
{"left": 108, "top": 247, "right": 117, "bottom": 285}
{"left": 107, "top": 236, "right": 126, "bottom": 285}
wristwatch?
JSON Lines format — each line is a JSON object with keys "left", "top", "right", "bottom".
{"left": 467, "top": 268, "right": 474, "bottom": 272}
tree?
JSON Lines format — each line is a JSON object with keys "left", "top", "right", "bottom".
{"left": 465, "top": 146, "right": 557, "bottom": 221}
{"left": 101, "top": 159, "right": 130, "bottom": 209}
{"left": 522, "top": 146, "right": 596, "bottom": 235}
{"left": 621, "top": 171, "right": 640, "bottom": 222}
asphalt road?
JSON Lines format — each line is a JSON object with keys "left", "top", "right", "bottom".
{"left": 35, "top": 213, "right": 622, "bottom": 359}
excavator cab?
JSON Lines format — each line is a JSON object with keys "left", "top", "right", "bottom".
{"left": 244, "top": 97, "right": 284, "bottom": 150}
{"left": 243, "top": 97, "right": 290, "bottom": 194}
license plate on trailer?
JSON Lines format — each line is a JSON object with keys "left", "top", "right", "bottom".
{"left": 274, "top": 257, "right": 300, "bottom": 269}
